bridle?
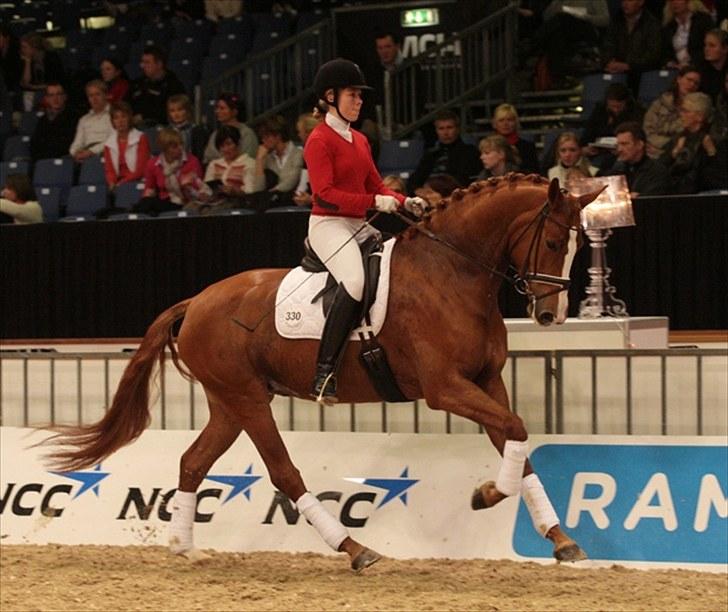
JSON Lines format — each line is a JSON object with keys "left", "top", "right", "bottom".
{"left": 394, "top": 198, "right": 581, "bottom": 304}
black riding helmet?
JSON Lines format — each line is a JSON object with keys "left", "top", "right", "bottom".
{"left": 313, "top": 58, "right": 372, "bottom": 121}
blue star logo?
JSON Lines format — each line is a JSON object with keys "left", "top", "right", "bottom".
{"left": 345, "top": 467, "right": 419, "bottom": 508}
{"left": 205, "top": 464, "right": 262, "bottom": 504}
{"left": 52, "top": 463, "right": 110, "bottom": 499}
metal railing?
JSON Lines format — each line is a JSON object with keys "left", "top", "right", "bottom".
{"left": 1, "top": 348, "right": 726, "bottom": 436}
{"left": 194, "top": 19, "right": 334, "bottom": 126}
{"left": 381, "top": 3, "right": 518, "bottom": 139}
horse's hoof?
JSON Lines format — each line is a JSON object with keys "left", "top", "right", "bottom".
{"left": 171, "top": 546, "right": 211, "bottom": 563}
{"left": 471, "top": 481, "right": 506, "bottom": 510}
{"left": 351, "top": 547, "right": 382, "bottom": 573}
{"left": 554, "top": 542, "right": 587, "bottom": 562}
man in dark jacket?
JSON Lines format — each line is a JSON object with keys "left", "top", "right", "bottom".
{"left": 407, "top": 110, "right": 481, "bottom": 192}
{"left": 599, "top": 121, "right": 669, "bottom": 196}
{"left": 126, "top": 45, "right": 186, "bottom": 128}
{"left": 30, "top": 82, "right": 78, "bottom": 162}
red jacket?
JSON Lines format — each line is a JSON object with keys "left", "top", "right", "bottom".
{"left": 143, "top": 153, "right": 203, "bottom": 202}
{"left": 304, "top": 122, "right": 404, "bottom": 218}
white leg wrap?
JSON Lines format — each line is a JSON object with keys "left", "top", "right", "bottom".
{"left": 521, "top": 473, "right": 560, "bottom": 537}
{"left": 168, "top": 490, "right": 196, "bottom": 553}
{"left": 296, "top": 492, "right": 348, "bottom": 551}
{"left": 495, "top": 439, "right": 529, "bottom": 497}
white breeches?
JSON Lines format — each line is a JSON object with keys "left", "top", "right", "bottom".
{"left": 308, "top": 215, "right": 379, "bottom": 302}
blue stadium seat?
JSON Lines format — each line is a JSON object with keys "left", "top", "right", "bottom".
{"left": 201, "top": 54, "right": 238, "bottom": 82}
{"left": 139, "top": 22, "right": 172, "bottom": 47}
{"left": 0, "top": 160, "right": 30, "bottom": 187}
{"left": 33, "top": 158, "right": 74, "bottom": 190}
{"left": 217, "top": 15, "right": 254, "bottom": 39}
{"left": 264, "top": 206, "right": 310, "bottom": 214}
{"left": 208, "top": 32, "right": 247, "bottom": 62}
{"left": 580, "top": 73, "right": 628, "bottom": 117}
{"left": 0, "top": 106, "right": 12, "bottom": 136}
{"left": 65, "top": 184, "right": 108, "bottom": 217}
{"left": 78, "top": 155, "right": 106, "bottom": 186}
{"left": 36, "top": 186, "right": 63, "bottom": 222}
{"left": 207, "top": 207, "right": 256, "bottom": 216}
{"left": 114, "top": 181, "right": 145, "bottom": 209}
{"left": 157, "top": 209, "right": 199, "bottom": 218}
{"left": 19, "top": 111, "right": 43, "bottom": 136}
{"left": 3, "top": 135, "right": 32, "bottom": 162}
{"left": 107, "top": 212, "right": 151, "bottom": 221}
{"left": 378, "top": 139, "right": 425, "bottom": 176}
{"left": 638, "top": 69, "right": 678, "bottom": 105}
{"left": 174, "top": 19, "right": 214, "bottom": 43}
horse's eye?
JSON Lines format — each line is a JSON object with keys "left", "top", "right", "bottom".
{"left": 546, "top": 239, "right": 559, "bottom": 252}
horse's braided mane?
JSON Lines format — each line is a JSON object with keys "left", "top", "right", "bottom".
{"left": 401, "top": 173, "right": 550, "bottom": 241}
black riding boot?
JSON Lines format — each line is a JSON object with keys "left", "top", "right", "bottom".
{"left": 312, "top": 284, "right": 362, "bottom": 404}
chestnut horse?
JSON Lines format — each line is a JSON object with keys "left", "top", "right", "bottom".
{"left": 41, "top": 174, "right": 600, "bottom": 570}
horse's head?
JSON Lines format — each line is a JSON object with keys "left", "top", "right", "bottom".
{"left": 508, "top": 178, "right": 602, "bottom": 326}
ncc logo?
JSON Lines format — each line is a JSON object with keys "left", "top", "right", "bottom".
{"left": 513, "top": 444, "right": 728, "bottom": 564}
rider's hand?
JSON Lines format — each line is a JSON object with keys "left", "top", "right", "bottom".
{"left": 374, "top": 194, "right": 399, "bottom": 213}
{"left": 404, "top": 196, "right": 428, "bottom": 217}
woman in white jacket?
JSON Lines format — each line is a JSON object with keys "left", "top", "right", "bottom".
{"left": 103, "top": 101, "right": 150, "bottom": 192}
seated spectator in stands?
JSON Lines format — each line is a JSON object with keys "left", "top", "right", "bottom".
{"left": 100, "top": 57, "right": 129, "bottom": 104}
{"left": 126, "top": 45, "right": 186, "bottom": 128}
{"left": 19, "top": 33, "right": 65, "bottom": 110}
{"left": 661, "top": 0, "right": 715, "bottom": 68}
{"left": 699, "top": 29, "right": 728, "bottom": 101}
{"left": 547, "top": 132, "right": 598, "bottom": 183}
{"left": 30, "top": 82, "right": 78, "bottom": 163}
{"left": 382, "top": 175, "right": 407, "bottom": 194}
{"left": 408, "top": 110, "right": 481, "bottom": 193}
{"left": 69, "top": 80, "right": 114, "bottom": 162}
{"left": 253, "top": 115, "right": 304, "bottom": 204}
{"left": 414, "top": 173, "right": 462, "bottom": 207}
{"left": 711, "top": 72, "right": 728, "bottom": 140}
{"left": 0, "top": 24, "right": 22, "bottom": 94}
{"left": 581, "top": 83, "right": 645, "bottom": 168}
{"left": 292, "top": 112, "right": 322, "bottom": 207}
{"left": 0, "top": 174, "right": 42, "bottom": 224}
{"left": 477, "top": 135, "right": 522, "bottom": 179}
{"left": 103, "top": 101, "right": 151, "bottom": 192}
{"left": 203, "top": 125, "right": 257, "bottom": 209}
{"left": 136, "top": 128, "right": 207, "bottom": 215}
{"left": 166, "top": 94, "right": 207, "bottom": 162}
{"left": 643, "top": 64, "right": 702, "bottom": 157}
{"left": 490, "top": 103, "right": 539, "bottom": 173}
{"left": 602, "top": 0, "right": 662, "bottom": 93}
{"left": 203, "top": 92, "right": 258, "bottom": 164}
{"left": 659, "top": 91, "right": 728, "bottom": 192}
{"left": 599, "top": 121, "right": 670, "bottom": 196}
{"left": 205, "top": 0, "right": 243, "bottom": 21}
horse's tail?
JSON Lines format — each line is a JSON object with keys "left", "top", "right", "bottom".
{"left": 38, "top": 299, "right": 192, "bottom": 471}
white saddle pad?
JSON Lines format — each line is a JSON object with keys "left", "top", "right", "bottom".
{"left": 275, "top": 238, "right": 397, "bottom": 340}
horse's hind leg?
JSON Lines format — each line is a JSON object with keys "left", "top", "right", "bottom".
{"left": 244, "top": 403, "right": 381, "bottom": 572}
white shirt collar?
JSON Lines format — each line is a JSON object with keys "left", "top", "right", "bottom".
{"left": 325, "top": 112, "right": 352, "bottom": 143}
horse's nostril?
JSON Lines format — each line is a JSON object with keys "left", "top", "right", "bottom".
{"left": 538, "top": 311, "right": 554, "bottom": 326}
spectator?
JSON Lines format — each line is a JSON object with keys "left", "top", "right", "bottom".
{"left": 477, "top": 134, "right": 522, "bottom": 179}
{"left": 103, "top": 101, "right": 150, "bottom": 192}
{"left": 100, "top": 57, "right": 129, "bottom": 104}
{"left": 381, "top": 175, "right": 407, "bottom": 194}
{"left": 126, "top": 45, "right": 186, "bottom": 128}
{"left": 203, "top": 125, "right": 257, "bottom": 209}
{"left": 699, "top": 29, "right": 728, "bottom": 101}
{"left": 69, "top": 80, "right": 114, "bottom": 162}
{"left": 0, "top": 24, "right": 22, "bottom": 93}
{"left": 599, "top": 121, "right": 670, "bottom": 196}
{"left": 490, "top": 103, "right": 539, "bottom": 173}
{"left": 659, "top": 91, "right": 727, "bottom": 192}
{"left": 414, "top": 174, "right": 462, "bottom": 207}
{"left": 292, "top": 112, "right": 322, "bottom": 207}
{"left": 136, "top": 128, "right": 207, "bottom": 215}
{"left": 711, "top": 72, "right": 728, "bottom": 140}
{"left": 407, "top": 110, "right": 481, "bottom": 192}
{"left": 0, "top": 174, "right": 42, "bottom": 224}
{"left": 643, "top": 64, "right": 701, "bottom": 157}
{"left": 661, "top": 0, "right": 715, "bottom": 68}
{"left": 19, "top": 33, "right": 65, "bottom": 110}
{"left": 602, "top": 0, "right": 662, "bottom": 93}
{"left": 202, "top": 92, "right": 258, "bottom": 163}
{"left": 547, "top": 132, "right": 598, "bottom": 183}
{"left": 253, "top": 115, "right": 304, "bottom": 201}
{"left": 29, "top": 82, "right": 78, "bottom": 163}
{"left": 204, "top": 0, "right": 243, "bottom": 21}
{"left": 166, "top": 94, "right": 207, "bottom": 162}
{"left": 581, "top": 82, "right": 645, "bottom": 168}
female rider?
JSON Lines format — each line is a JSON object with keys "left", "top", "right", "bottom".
{"left": 305, "top": 58, "right": 426, "bottom": 404}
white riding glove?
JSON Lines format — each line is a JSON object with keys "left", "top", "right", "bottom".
{"left": 374, "top": 194, "right": 399, "bottom": 214}
{"left": 404, "top": 196, "right": 429, "bottom": 217}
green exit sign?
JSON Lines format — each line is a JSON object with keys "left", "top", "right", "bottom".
{"left": 401, "top": 8, "right": 439, "bottom": 27}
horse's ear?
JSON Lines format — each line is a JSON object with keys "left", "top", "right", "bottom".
{"left": 548, "top": 177, "right": 560, "bottom": 204}
{"left": 577, "top": 186, "right": 607, "bottom": 209}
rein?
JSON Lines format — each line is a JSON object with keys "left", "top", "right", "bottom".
{"left": 394, "top": 199, "right": 580, "bottom": 303}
